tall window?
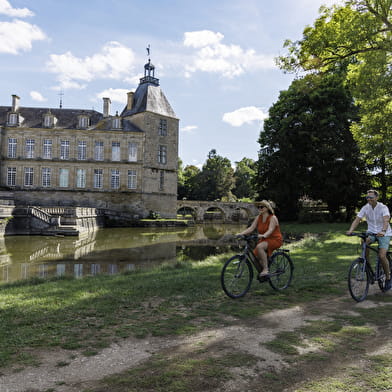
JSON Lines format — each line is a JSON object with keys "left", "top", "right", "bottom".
{"left": 60, "top": 140, "right": 70, "bottom": 160}
{"left": 158, "top": 145, "right": 167, "bottom": 164}
{"left": 8, "top": 113, "right": 18, "bottom": 125}
{"left": 127, "top": 170, "right": 137, "bottom": 189}
{"left": 128, "top": 142, "right": 137, "bottom": 162}
{"left": 7, "top": 167, "right": 16, "bottom": 186}
{"left": 43, "top": 139, "right": 52, "bottom": 159}
{"left": 159, "top": 119, "right": 167, "bottom": 136}
{"left": 44, "top": 115, "right": 55, "bottom": 128}
{"left": 94, "top": 169, "right": 103, "bottom": 188}
{"left": 111, "top": 142, "right": 120, "bottom": 161}
{"left": 159, "top": 170, "right": 164, "bottom": 191}
{"left": 112, "top": 118, "right": 121, "bottom": 129}
{"left": 111, "top": 169, "right": 120, "bottom": 189}
{"left": 76, "top": 169, "right": 86, "bottom": 188}
{"left": 24, "top": 167, "right": 34, "bottom": 186}
{"left": 7, "top": 138, "right": 17, "bottom": 158}
{"left": 94, "top": 141, "right": 104, "bottom": 161}
{"left": 78, "top": 141, "right": 87, "bottom": 160}
{"left": 59, "top": 168, "right": 69, "bottom": 187}
{"left": 78, "top": 116, "right": 89, "bottom": 129}
{"left": 25, "top": 139, "right": 35, "bottom": 158}
{"left": 42, "top": 168, "right": 51, "bottom": 187}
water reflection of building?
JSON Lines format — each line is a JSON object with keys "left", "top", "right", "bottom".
{"left": 0, "top": 224, "right": 245, "bottom": 283}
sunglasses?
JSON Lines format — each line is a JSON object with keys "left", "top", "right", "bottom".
{"left": 258, "top": 206, "right": 266, "bottom": 209}
{"left": 366, "top": 196, "right": 375, "bottom": 200}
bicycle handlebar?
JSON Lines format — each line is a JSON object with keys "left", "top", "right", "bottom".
{"left": 236, "top": 234, "right": 259, "bottom": 241}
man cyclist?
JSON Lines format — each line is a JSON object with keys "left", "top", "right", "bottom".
{"left": 347, "top": 189, "right": 392, "bottom": 291}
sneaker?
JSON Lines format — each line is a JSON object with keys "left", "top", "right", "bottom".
{"left": 385, "top": 278, "right": 392, "bottom": 291}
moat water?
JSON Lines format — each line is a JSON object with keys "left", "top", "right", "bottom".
{"left": 0, "top": 224, "right": 247, "bottom": 284}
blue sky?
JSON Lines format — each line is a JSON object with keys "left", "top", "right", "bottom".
{"left": 0, "top": 0, "right": 339, "bottom": 167}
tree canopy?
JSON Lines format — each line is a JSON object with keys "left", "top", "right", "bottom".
{"left": 256, "top": 73, "right": 368, "bottom": 220}
{"left": 277, "top": 0, "right": 392, "bottom": 201}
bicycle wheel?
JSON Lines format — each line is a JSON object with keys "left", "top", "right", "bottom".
{"left": 221, "top": 255, "right": 253, "bottom": 298}
{"left": 268, "top": 251, "right": 293, "bottom": 290}
{"left": 376, "top": 257, "right": 385, "bottom": 292}
{"left": 348, "top": 258, "right": 369, "bottom": 302}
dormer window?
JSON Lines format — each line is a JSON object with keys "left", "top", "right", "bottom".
{"left": 8, "top": 113, "right": 18, "bottom": 126}
{"left": 112, "top": 117, "right": 121, "bottom": 129}
{"left": 78, "top": 115, "right": 90, "bottom": 129}
{"left": 43, "top": 113, "right": 57, "bottom": 128}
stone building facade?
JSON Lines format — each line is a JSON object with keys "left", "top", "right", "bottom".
{"left": 0, "top": 61, "right": 179, "bottom": 219}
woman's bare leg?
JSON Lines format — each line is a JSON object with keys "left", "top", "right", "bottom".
{"left": 256, "top": 242, "right": 269, "bottom": 275}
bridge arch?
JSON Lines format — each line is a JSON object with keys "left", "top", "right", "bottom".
{"left": 176, "top": 200, "right": 258, "bottom": 223}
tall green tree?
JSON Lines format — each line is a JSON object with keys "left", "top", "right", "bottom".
{"left": 277, "top": 0, "right": 392, "bottom": 201}
{"left": 256, "top": 73, "right": 368, "bottom": 220}
{"left": 178, "top": 164, "right": 201, "bottom": 200}
{"left": 197, "top": 150, "right": 234, "bottom": 201}
{"left": 233, "top": 158, "right": 257, "bottom": 200}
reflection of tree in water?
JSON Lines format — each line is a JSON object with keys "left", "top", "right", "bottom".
{"left": 176, "top": 245, "right": 231, "bottom": 261}
{"left": 202, "top": 224, "right": 226, "bottom": 240}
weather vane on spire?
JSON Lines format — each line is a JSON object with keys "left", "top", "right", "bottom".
{"left": 146, "top": 44, "right": 151, "bottom": 60}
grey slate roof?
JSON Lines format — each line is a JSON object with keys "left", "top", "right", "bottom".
{"left": 121, "top": 82, "right": 177, "bottom": 118}
{"left": 0, "top": 107, "right": 102, "bottom": 129}
{"left": 0, "top": 106, "right": 144, "bottom": 132}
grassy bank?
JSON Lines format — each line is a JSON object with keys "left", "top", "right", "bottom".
{"left": 1, "top": 222, "right": 391, "bottom": 391}
{"left": 0, "top": 223, "right": 357, "bottom": 365}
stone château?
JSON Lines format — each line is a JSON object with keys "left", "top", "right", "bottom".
{"left": 0, "top": 60, "right": 179, "bottom": 222}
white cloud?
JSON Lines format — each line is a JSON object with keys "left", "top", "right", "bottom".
{"left": 47, "top": 41, "right": 136, "bottom": 90}
{"left": 30, "top": 91, "right": 46, "bottom": 102}
{"left": 180, "top": 125, "right": 198, "bottom": 133}
{"left": 96, "top": 88, "right": 129, "bottom": 104}
{"left": 0, "top": 0, "right": 34, "bottom": 17}
{"left": 183, "top": 30, "right": 275, "bottom": 78}
{"left": 222, "top": 106, "right": 268, "bottom": 127}
{"left": 0, "top": 20, "right": 46, "bottom": 54}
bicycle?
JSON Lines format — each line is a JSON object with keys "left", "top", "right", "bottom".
{"left": 347, "top": 232, "right": 392, "bottom": 302}
{"left": 221, "top": 234, "right": 294, "bottom": 298}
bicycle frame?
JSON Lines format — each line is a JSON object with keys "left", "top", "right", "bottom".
{"left": 352, "top": 232, "right": 386, "bottom": 283}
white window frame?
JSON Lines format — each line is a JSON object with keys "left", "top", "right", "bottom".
{"left": 76, "top": 169, "right": 86, "bottom": 188}
{"left": 24, "top": 167, "right": 34, "bottom": 186}
{"left": 159, "top": 118, "right": 167, "bottom": 136}
{"left": 128, "top": 142, "right": 137, "bottom": 162}
{"left": 7, "top": 167, "right": 16, "bottom": 186}
{"left": 112, "top": 118, "right": 121, "bottom": 129}
{"left": 78, "top": 140, "right": 87, "bottom": 160}
{"left": 44, "top": 115, "right": 54, "bottom": 128}
{"left": 111, "top": 141, "right": 120, "bottom": 161}
{"left": 94, "top": 169, "right": 103, "bottom": 189}
{"left": 127, "top": 170, "right": 137, "bottom": 189}
{"left": 111, "top": 169, "right": 120, "bottom": 189}
{"left": 42, "top": 168, "right": 51, "bottom": 187}
{"left": 60, "top": 140, "right": 70, "bottom": 160}
{"left": 25, "top": 139, "right": 35, "bottom": 159}
{"left": 8, "top": 138, "right": 17, "bottom": 158}
{"left": 78, "top": 116, "right": 89, "bottom": 129}
{"left": 8, "top": 113, "right": 18, "bottom": 126}
{"left": 43, "top": 139, "right": 52, "bottom": 159}
{"left": 59, "top": 168, "right": 69, "bottom": 187}
{"left": 158, "top": 145, "right": 167, "bottom": 164}
{"left": 94, "top": 141, "right": 104, "bottom": 161}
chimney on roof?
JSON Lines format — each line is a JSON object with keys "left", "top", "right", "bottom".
{"left": 103, "top": 97, "right": 111, "bottom": 117}
{"left": 127, "top": 91, "right": 134, "bottom": 110}
{"left": 12, "top": 94, "right": 20, "bottom": 112}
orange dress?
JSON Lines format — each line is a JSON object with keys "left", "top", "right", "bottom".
{"left": 257, "top": 214, "right": 283, "bottom": 256}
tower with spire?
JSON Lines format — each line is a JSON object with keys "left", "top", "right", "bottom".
{"left": 121, "top": 47, "right": 179, "bottom": 217}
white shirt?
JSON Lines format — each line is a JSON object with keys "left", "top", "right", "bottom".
{"left": 357, "top": 202, "right": 392, "bottom": 236}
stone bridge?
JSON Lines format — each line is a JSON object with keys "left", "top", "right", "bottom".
{"left": 176, "top": 200, "right": 258, "bottom": 223}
